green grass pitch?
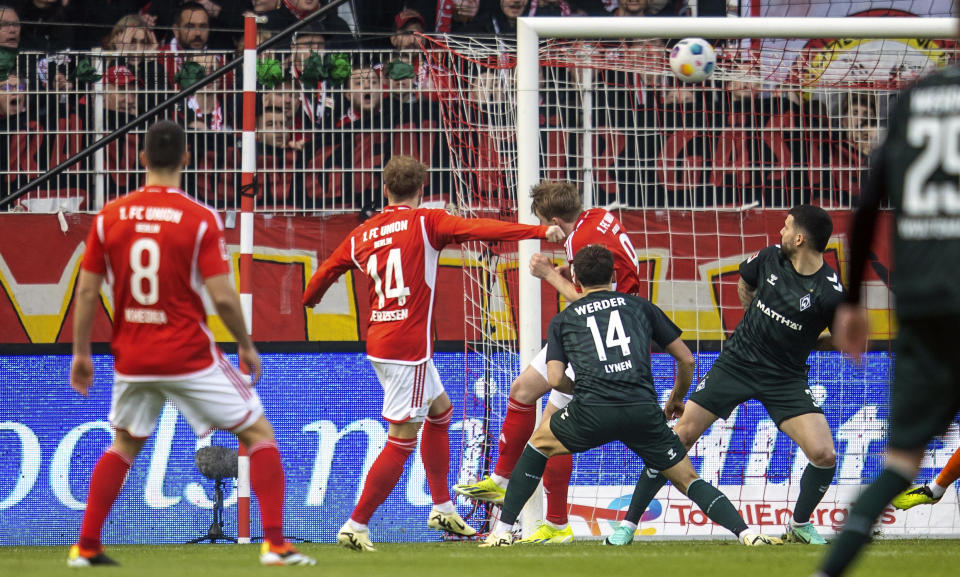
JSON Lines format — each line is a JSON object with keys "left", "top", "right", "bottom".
{"left": 3, "top": 540, "right": 960, "bottom": 577}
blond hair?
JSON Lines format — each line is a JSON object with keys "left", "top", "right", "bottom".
{"left": 108, "top": 14, "right": 151, "bottom": 50}
{"left": 530, "top": 180, "right": 582, "bottom": 222}
{"left": 383, "top": 156, "right": 427, "bottom": 199}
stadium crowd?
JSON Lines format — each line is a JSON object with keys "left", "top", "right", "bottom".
{"left": 0, "top": 0, "right": 882, "bottom": 211}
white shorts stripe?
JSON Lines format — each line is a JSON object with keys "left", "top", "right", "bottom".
{"left": 110, "top": 360, "right": 264, "bottom": 437}
{"left": 219, "top": 357, "right": 252, "bottom": 401}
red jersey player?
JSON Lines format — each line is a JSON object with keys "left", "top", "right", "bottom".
{"left": 302, "top": 155, "right": 565, "bottom": 551}
{"left": 454, "top": 180, "right": 643, "bottom": 543}
{"left": 67, "top": 121, "right": 313, "bottom": 567}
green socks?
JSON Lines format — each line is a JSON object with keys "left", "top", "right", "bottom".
{"left": 686, "top": 479, "right": 749, "bottom": 536}
{"left": 624, "top": 467, "right": 669, "bottom": 525}
{"left": 794, "top": 462, "right": 837, "bottom": 523}
{"left": 500, "top": 444, "right": 549, "bottom": 526}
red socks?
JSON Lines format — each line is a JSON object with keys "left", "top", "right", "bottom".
{"left": 351, "top": 436, "right": 417, "bottom": 524}
{"left": 936, "top": 447, "right": 960, "bottom": 488}
{"left": 78, "top": 449, "right": 133, "bottom": 551}
{"left": 543, "top": 453, "right": 572, "bottom": 525}
{"left": 248, "top": 441, "right": 287, "bottom": 547}
{"left": 494, "top": 399, "right": 536, "bottom": 479}
{"left": 422, "top": 407, "right": 453, "bottom": 505}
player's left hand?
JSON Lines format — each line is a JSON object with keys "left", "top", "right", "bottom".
{"left": 529, "top": 253, "right": 555, "bottom": 279}
{"left": 664, "top": 397, "right": 684, "bottom": 420}
{"left": 70, "top": 355, "right": 94, "bottom": 397}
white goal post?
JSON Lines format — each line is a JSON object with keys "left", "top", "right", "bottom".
{"left": 512, "top": 16, "right": 958, "bottom": 537}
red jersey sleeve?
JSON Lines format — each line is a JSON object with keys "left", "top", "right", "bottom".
{"left": 81, "top": 214, "right": 107, "bottom": 275}
{"left": 197, "top": 213, "right": 231, "bottom": 279}
{"left": 426, "top": 210, "right": 548, "bottom": 248}
{"left": 303, "top": 234, "right": 358, "bottom": 307}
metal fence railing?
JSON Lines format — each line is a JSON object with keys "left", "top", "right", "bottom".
{"left": 0, "top": 43, "right": 888, "bottom": 213}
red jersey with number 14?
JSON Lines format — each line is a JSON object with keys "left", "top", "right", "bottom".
{"left": 304, "top": 205, "right": 549, "bottom": 364}
{"left": 565, "top": 208, "right": 642, "bottom": 296}
{"left": 81, "top": 186, "right": 230, "bottom": 380}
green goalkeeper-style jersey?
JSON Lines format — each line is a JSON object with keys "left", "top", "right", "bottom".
{"left": 715, "top": 245, "right": 845, "bottom": 378}
{"left": 546, "top": 290, "right": 682, "bottom": 406}
{"left": 875, "top": 65, "right": 960, "bottom": 318}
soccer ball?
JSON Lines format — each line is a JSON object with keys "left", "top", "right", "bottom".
{"left": 669, "top": 38, "right": 716, "bottom": 83}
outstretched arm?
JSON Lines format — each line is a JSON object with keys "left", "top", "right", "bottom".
{"left": 303, "top": 238, "right": 355, "bottom": 307}
{"left": 430, "top": 211, "right": 564, "bottom": 245}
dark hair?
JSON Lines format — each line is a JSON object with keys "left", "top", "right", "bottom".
{"left": 177, "top": 2, "right": 209, "bottom": 25}
{"left": 789, "top": 204, "right": 833, "bottom": 253}
{"left": 572, "top": 245, "right": 614, "bottom": 288}
{"left": 144, "top": 120, "right": 186, "bottom": 172}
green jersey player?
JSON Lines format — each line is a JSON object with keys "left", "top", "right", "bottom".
{"left": 607, "top": 205, "right": 844, "bottom": 547}
{"left": 479, "top": 245, "right": 781, "bottom": 548}
{"left": 816, "top": 65, "right": 960, "bottom": 577}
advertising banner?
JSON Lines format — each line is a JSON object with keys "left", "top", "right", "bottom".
{"left": 2, "top": 351, "right": 957, "bottom": 545}
{"left": 0, "top": 210, "right": 895, "bottom": 346}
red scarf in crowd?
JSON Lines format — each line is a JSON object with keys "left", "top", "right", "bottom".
{"left": 435, "top": 0, "right": 455, "bottom": 33}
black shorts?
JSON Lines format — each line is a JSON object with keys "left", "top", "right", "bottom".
{"left": 688, "top": 361, "right": 822, "bottom": 426}
{"left": 888, "top": 317, "right": 960, "bottom": 450}
{"left": 549, "top": 399, "right": 687, "bottom": 472}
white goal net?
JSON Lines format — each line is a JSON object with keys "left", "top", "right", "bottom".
{"left": 425, "top": 16, "right": 960, "bottom": 539}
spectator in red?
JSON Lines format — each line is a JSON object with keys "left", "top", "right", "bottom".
{"left": 434, "top": 0, "right": 481, "bottom": 33}
{"left": 827, "top": 92, "right": 881, "bottom": 207}
{"left": 181, "top": 53, "right": 230, "bottom": 131}
{"left": 0, "top": 72, "right": 41, "bottom": 197}
{"left": 254, "top": 104, "right": 308, "bottom": 208}
{"left": 337, "top": 65, "right": 382, "bottom": 128}
{"left": 159, "top": 2, "right": 212, "bottom": 85}
{"left": 0, "top": 72, "right": 23, "bottom": 118}
{"left": 326, "top": 65, "right": 388, "bottom": 209}
{"left": 391, "top": 9, "right": 425, "bottom": 52}
{"left": 101, "top": 65, "right": 142, "bottom": 197}
{"left": 287, "top": 20, "right": 337, "bottom": 130}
